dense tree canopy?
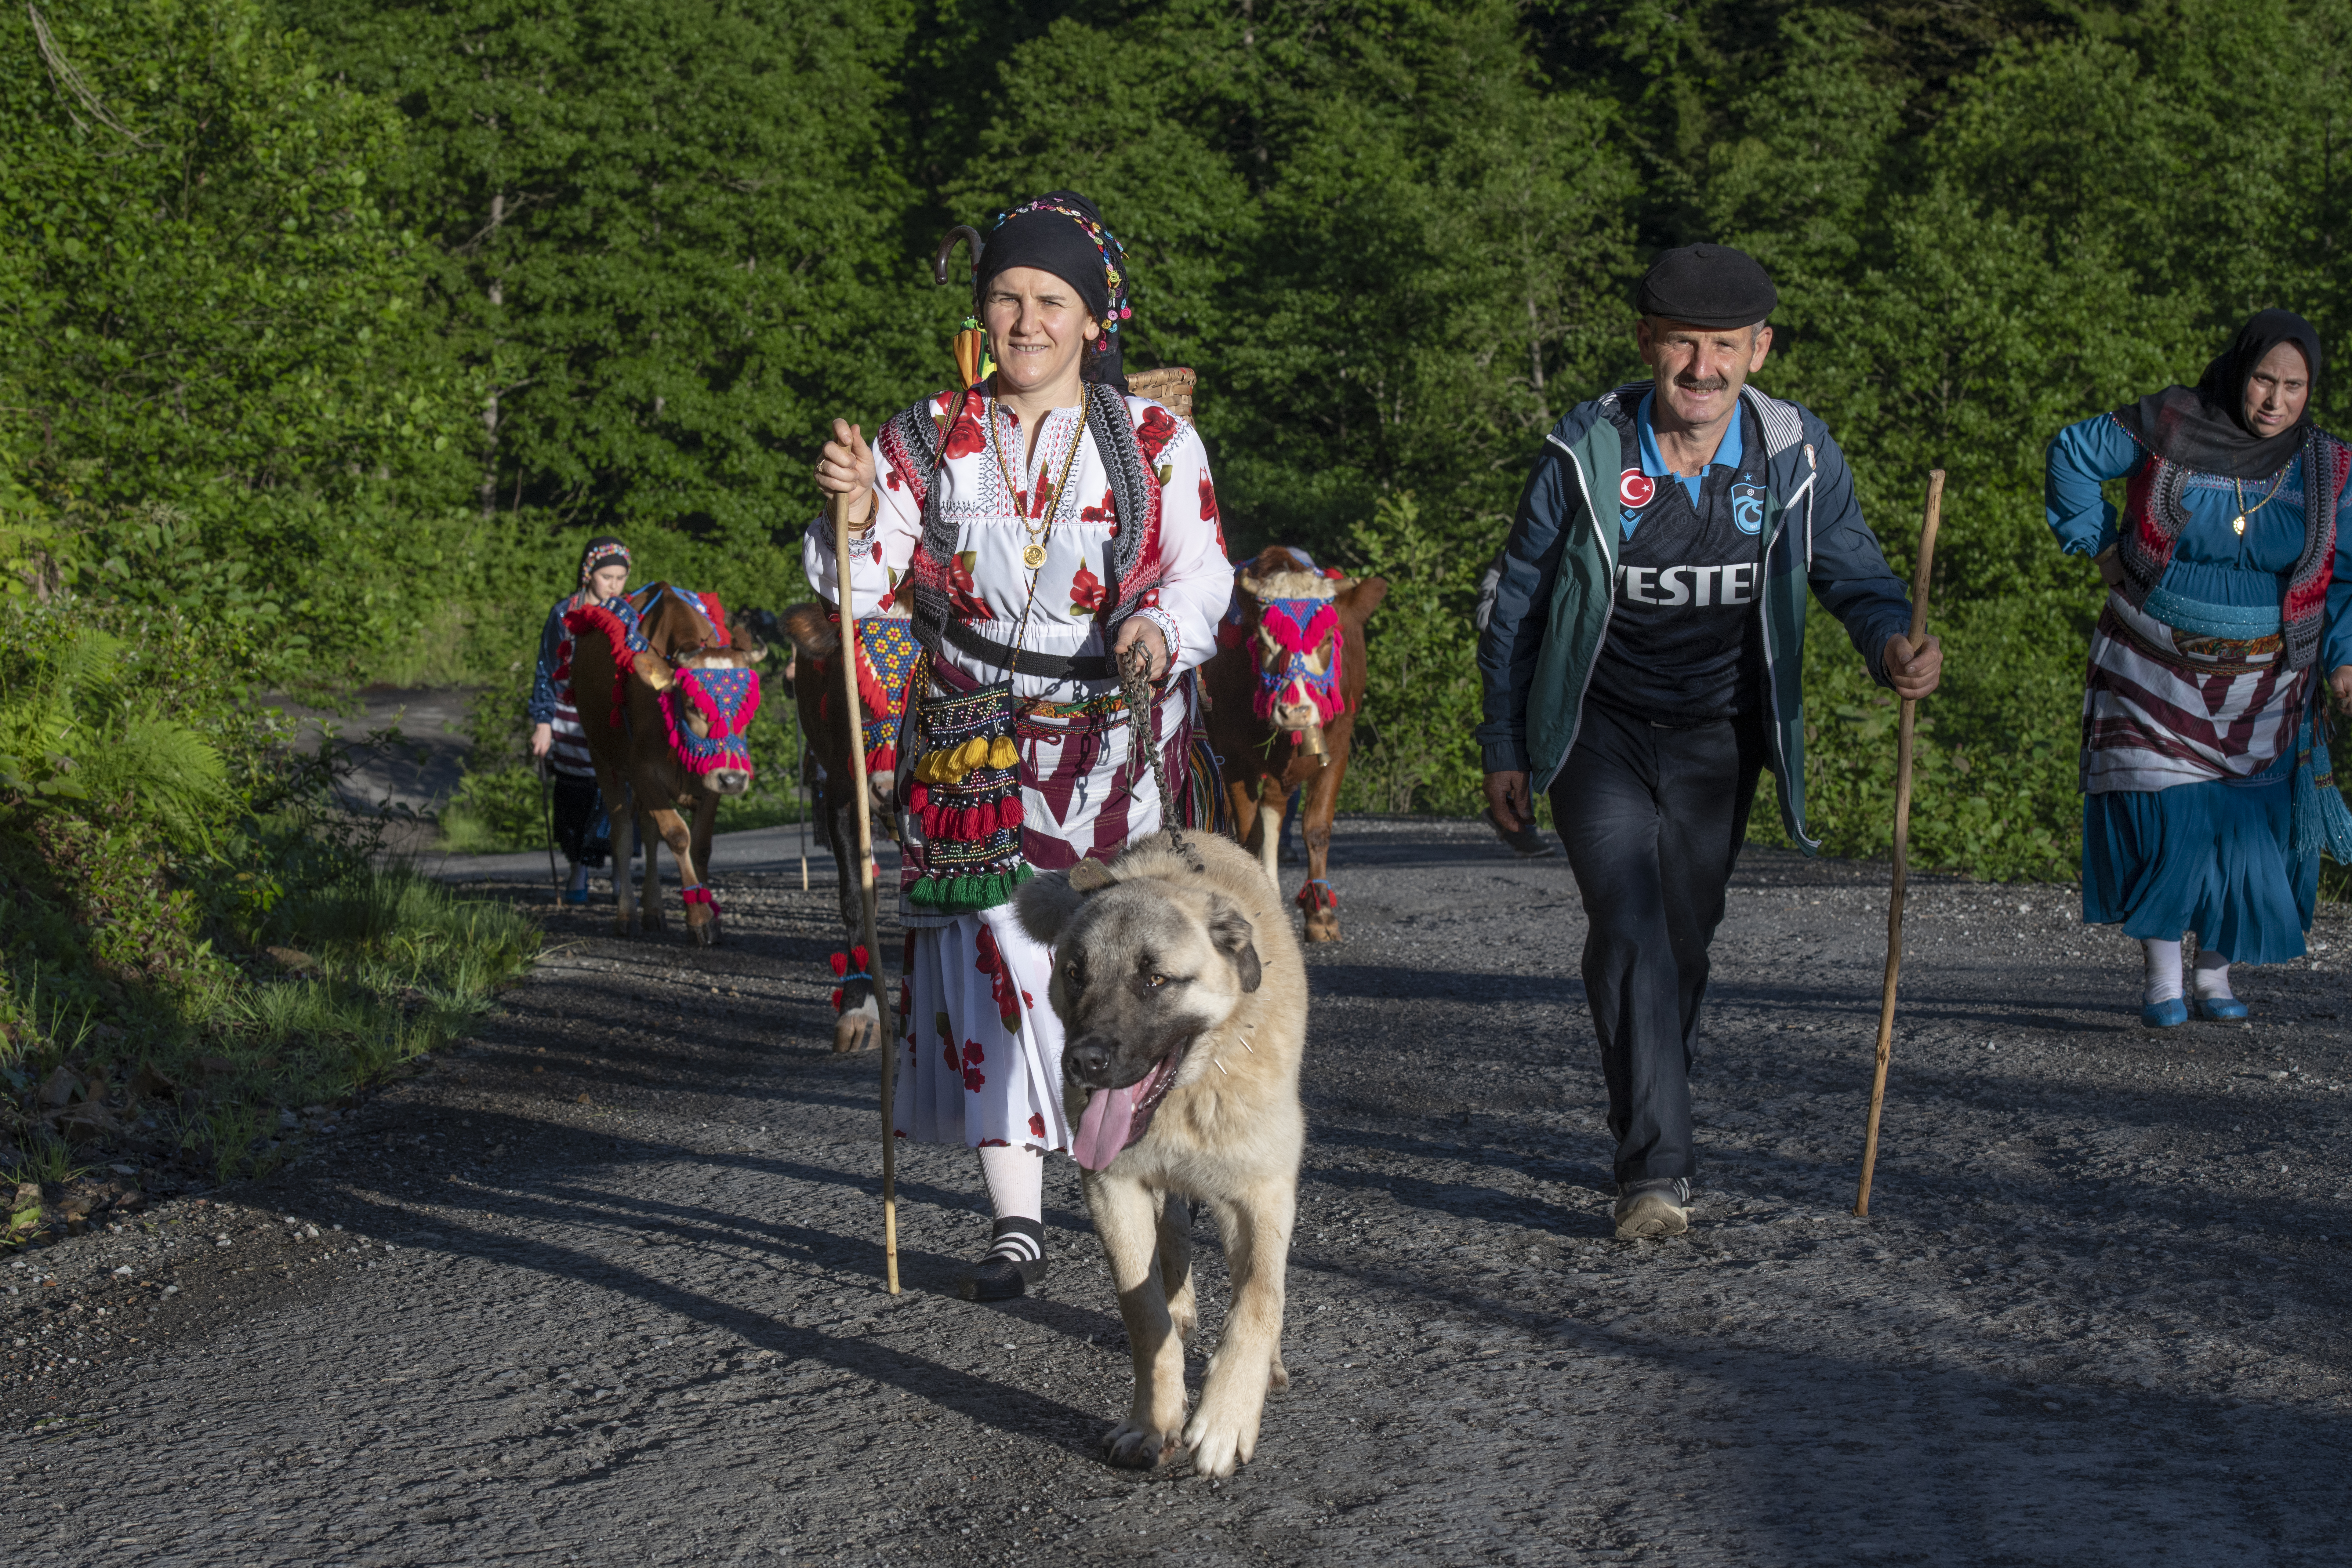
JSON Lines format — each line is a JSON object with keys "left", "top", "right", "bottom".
{"left": 15, "top": 0, "right": 2352, "bottom": 873}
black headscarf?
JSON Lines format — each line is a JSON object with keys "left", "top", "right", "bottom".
{"left": 575, "top": 534, "right": 630, "bottom": 595}
{"left": 976, "top": 191, "right": 1131, "bottom": 392}
{"left": 2114, "top": 309, "right": 2323, "bottom": 478}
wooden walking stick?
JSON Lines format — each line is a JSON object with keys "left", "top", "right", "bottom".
{"left": 1855, "top": 469, "right": 1944, "bottom": 1219}
{"left": 797, "top": 739, "right": 810, "bottom": 892}
{"left": 831, "top": 479, "right": 900, "bottom": 1293}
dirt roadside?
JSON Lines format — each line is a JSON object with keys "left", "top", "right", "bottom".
{"left": 3, "top": 818, "right": 2349, "bottom": 1566}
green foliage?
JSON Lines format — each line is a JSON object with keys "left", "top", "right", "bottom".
{"left": 279, "top": 0, "right": 933, "bottom": 561}
{"left": 0, "top": 600, "right": 535, "bottom": 1197}
{"left": 1335, "top": 494, "right": 1485, "bottom": 815}
{"left": 0, "top": 0, "right": 470, "bottom": 674}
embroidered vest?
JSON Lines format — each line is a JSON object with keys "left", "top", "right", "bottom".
{"left": 2115, "top": 419, "right": 2350, "bottom": 671}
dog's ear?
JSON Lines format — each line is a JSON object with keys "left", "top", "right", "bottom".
{"left": 1068, "top": 859, "right": 1116, "bottom": 893}
{"left": 1014, "top": 870, "right": 1087, "bottom": 943}
{"left": 1205, "top": 895, "right": 1262, "bottom": 993}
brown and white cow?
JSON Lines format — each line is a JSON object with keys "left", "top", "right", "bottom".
{"left": 1200, "top": 547, "right": 1387, "bottom": 942}
{"left": 567, "top": 583, "right": 766, "bottom": 947}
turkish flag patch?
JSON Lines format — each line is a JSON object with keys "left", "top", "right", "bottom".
{"left": 1619, "top": 469, "right": 1656, "bottom": 509}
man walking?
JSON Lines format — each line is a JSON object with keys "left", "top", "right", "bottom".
{"left": 1477, "top": 244, "right": 1943, "bottom": 1240}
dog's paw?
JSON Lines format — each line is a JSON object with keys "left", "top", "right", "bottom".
{"left": 1102, "top": 1420, "right": 1183, "bottom": 1471}
{"left": 1167, "top": 1298, "right": 1199, "bottom": 1347}
{"left": 1181, "top": 1406, "right": 1258, "bottom": 1479}
{"left": 1268, "top": 1354, "right": 1290, "bottom": 1391}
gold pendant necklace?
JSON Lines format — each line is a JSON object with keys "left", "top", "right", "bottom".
{"left": 2232, "top": 469, "right": 2288, "bottom": 537}
{"left": 992, "top": 401, "right": 1087, "bottom": 570}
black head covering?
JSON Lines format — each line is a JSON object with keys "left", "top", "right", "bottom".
{"left": 1637, "top": 244, "right": 1779, "bottom": 330}
{"left": 977, "top": 191, "right": 1131, "bottom": 391}
{"left": 2115, "top": 309, "right": 2321, "bottom": 478}
{"left": 576, "top": 534, "right": 630, "bottom": 593}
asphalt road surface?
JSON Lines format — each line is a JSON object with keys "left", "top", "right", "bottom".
{"left": 6, "top": 818, "right": 2350, "bottom": 1566}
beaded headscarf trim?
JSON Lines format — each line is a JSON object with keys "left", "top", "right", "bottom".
{"left": 993, "top": 197, "right": 1131, "bottom": 355}
{"left": 578, "top": 542, "right": 632, "bottom": 591}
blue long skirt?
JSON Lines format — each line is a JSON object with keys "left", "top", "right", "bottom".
{"left": 2081, "top": 766, "right": 2315, "bottom": 964}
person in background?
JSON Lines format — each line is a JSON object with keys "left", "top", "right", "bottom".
{"left": 2046, "top": 310, "right": 2352, "bottom": 1026}
{"left": 529, "top": 536, "right": 630, "bottom": 904}
{"left": 1478, "top": 244, "right": 1940, "bottom": 1241}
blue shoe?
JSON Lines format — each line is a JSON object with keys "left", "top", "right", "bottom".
{"left": 562, "top": 887, "right": 590, "bottom": 907}
{"left": 2141, "top": 996, "right": 2189, "bottom": 1028}
{"left": 2193, "top": 994, "right": 2249, "bottom": 1021}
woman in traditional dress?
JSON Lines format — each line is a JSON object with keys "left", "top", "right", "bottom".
{"left": 808, "top": 192, "right": 1232, "bottom": 1300}
{"left": 2047, "top": 310, "right": 2352, "bottom": 1026}
{"left": 529, "top": 535, "right": 631, "bottom": 904}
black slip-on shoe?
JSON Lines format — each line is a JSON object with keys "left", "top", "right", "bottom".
{"left": 956, "top": 1254, "right": 1049, "bottom": 1302}
{"left": 1613, "top": 1178, "right": 1692, "bottom": 1240}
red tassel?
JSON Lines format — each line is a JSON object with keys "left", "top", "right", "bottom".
{"left": 851, "top": 944, "right": 869, "bottom": 970}
{"left": 1002, "top": 796, "right": 1025, "bottom": 829}
{"left": 828, "top": 951, "right": 848, "bottom": 978}
{"left": 907, "top": 781, "right": 928, "bottom": 813}
{"left": 831, "top": 987, "right": 845, "bottom": 1010}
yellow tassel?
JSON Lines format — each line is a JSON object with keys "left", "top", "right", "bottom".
{"left": 988, "top": 735, "right": 1018, "bottom": 769}
{"left": 914, "top": 734, "right": 1001, "bottom": 783}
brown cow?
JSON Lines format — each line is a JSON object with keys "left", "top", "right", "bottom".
{"left": 567, "top": 583, "right": 767, "bottom": 946}
{"left": 775, "top": 603, "right": 912, "bottom": 1053}
{"left": 1200, "top": 547, "right": 1387, "bottom": 943}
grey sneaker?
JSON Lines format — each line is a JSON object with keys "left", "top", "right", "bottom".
{"left": 1613, "top": 1178, "right": 1691, "bottom": 1240}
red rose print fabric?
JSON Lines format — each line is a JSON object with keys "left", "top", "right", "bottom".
{"left": 891, "top": 904, "right": 1065, "bottom": 1152}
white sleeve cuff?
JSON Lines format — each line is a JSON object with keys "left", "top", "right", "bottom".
{"left": 1134, "top": 607, "right": 1183, "bottom": 670}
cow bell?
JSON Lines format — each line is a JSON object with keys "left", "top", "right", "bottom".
{"left": 1296, "top": 723, "right": 1328, "bottom": 760}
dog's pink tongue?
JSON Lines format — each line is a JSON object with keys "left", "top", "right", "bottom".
{"left": 1072, "top": 1085, "right": 1139, "bottom": 1172}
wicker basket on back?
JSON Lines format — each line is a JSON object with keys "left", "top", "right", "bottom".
{"left": 1126, "top": 365, "right": 1197, "bottom": 421}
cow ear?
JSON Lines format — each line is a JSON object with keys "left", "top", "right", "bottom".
{"left": 1340, "top": 575, "right": 1389, "bottom": 621}
{"left": 1205, "top": 895, "right": 1262, "bottom": 994}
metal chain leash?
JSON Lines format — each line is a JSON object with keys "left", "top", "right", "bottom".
{"left": 1119, "top": 638, "right": 1188, "bottom": 856}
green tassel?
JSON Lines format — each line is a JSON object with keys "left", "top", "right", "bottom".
{"left": 906, "top": 863, "right": 1034, "bottom": 914}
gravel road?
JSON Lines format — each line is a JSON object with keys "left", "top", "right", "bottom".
{"left": 5, "top": 818, "right": 2350, "bottom": 1566}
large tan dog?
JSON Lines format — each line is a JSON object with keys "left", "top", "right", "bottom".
{"left": 1016, "top": 830, "right": 1308, "bottom": 1477}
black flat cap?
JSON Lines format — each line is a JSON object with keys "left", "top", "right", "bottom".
{"left": 1637, "top": 244, "right": 1778, "bottom": 329}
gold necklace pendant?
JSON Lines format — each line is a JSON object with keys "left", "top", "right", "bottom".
{"left": 2233, "top": 514, "right": 2248, "bottom": 536}
{"left": 1022, "top": 542, "right": 1047, "bottom": 569}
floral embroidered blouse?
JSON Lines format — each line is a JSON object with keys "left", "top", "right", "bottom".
{"left": 803, "top": 387, "right": 1233, "bottom": 701}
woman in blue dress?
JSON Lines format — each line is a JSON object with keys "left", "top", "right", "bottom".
{"left": 2047, "top": 310, "right": 2352, "bottom": 1025}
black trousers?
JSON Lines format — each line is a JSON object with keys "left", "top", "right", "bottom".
{"left": 551, "top": 775, "right": 611, "bottom": 869}
{"left": 1550, "top": 700, "right": 1766, "bottom": 1186}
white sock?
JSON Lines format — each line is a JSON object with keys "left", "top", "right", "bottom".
{"left": 2193, "top": 953, "right": 2234, "bottom": 1000}
{"left": 976, "top": 1142, "right": 1043, "bottom": 1226}
{"left": 2142, "top": 938, "right": 2184, "bottom": 1005}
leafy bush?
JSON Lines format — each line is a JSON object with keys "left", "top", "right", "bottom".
{"left": 0, "top": 600, "right": 536, "bottom": 1209}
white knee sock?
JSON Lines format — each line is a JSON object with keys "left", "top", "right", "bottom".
{"left": 975, "top": 1144, "right": 1044, "bottom": 1264}
{"left": 977, "top": 1142, "right": 1043, "bottom": 1225}
{"left": 2142, "top": 938, "right": 2184, "bottom": 1005}
{"left": 2192, "top": 951, "right": 2234, "bottom": 1000}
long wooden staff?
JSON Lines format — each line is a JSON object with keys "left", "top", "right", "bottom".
{"left": 1854, "top": 469, "right": 1944, "bottom": 1219}
{"left": 831, "top": 482, "right": 899, "bottom": 1294}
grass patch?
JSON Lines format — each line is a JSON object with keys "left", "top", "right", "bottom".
{"left": 1, "top": 599, "right": 541, "bottom": 1236}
